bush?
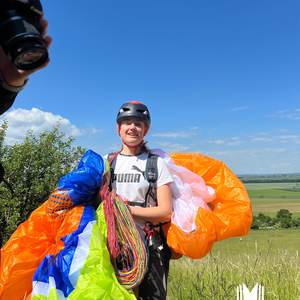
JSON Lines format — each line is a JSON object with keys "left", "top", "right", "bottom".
{"left": 0, "top": 122, "right": 86, "bottom": 246}
{"left": 280, "top": 217, "right": 291, "bottom": 228}
{"left": 251, "top": 220, "right": 259, "bottom": 229}
{"left": 276, "top": 209, "right": 292, "bottom": 221}
{"left": 291, "top": 218, "right": 300, "bottom": 228}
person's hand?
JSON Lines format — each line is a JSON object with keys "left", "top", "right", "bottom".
{"left": 0, "top": 15, "right": 52, "bottom": 87}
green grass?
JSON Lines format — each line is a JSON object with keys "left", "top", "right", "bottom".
{"left": 250, "top": 197, "right": 300, "bottom": 206}
{"left": 239, "top": 175, "right": 300, "bottom": 181}
{"left": 252, "top": 211, "right": 300, "bottom": 219}
{"left": 247, "top": 189, "right": 300, "bottom": 198}
{"left": 244, "top": 184, "right": 300, "bottom": 218}
{"left": 211, "top": 228, "right": 300, "bottom": 255}
{"left": 167, "top": 182, "right": 300, "bottom": 299}
{"left": 250, "top": 197, "right": 300, "bottom": 216}
{"left": 168, "top": 229, "right": 300, "bottom": 300}
{"left": 244, "top": 183, "right": 300, "bottom": 191}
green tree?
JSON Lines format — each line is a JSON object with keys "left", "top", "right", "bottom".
{"left": 276, "top": 209, "right": 292, "bottom": 229}
{"left": 0, "top": 122, "right": 86, "bottom": 245}
{"left": 276, "top": 209, "right": 292, "bottom": 220}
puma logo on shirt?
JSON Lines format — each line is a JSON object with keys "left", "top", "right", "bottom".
{"left": 112, "top": 165, "right": 145, "bottom": 183}
{"left": 131, "top": 165, "right": 146, "bottom": 179}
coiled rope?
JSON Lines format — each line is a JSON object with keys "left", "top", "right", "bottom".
{"left": 101, "top": 185, "right": 149, "bottom": 290}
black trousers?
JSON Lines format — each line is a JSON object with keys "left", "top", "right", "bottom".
{"left": 138, "top": 231, "right": 171, "bottom": 300}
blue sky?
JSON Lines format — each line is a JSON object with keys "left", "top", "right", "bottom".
{"left": 1, "top": 0, "right": 299, "bottom": 174}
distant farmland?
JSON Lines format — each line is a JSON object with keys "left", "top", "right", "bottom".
{"left": 245, "top": 181, "right": 300, "bottom": 219}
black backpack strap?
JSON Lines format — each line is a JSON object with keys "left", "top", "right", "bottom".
{"left": 144, "top": 153, "right": 158, "bottom": 208}
{"left": 108, "top": 152, "right": 118, "bottom": 191}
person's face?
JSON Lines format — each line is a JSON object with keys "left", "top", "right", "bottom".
{"left": 119, "top": 117, "right": 146, "bottom": 146}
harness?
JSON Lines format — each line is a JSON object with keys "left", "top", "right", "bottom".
{"left": 108, "top": 152, "right": 171, "bottom": 254}
{"left": 108, "top": 152, "right": 158, "bottom": 208}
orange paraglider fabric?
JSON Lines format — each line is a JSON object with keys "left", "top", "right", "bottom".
{"left": 164, "top": 153, "right": 252, "bottom": 259}
{"left": 0, "top": 202, "right": 85, "bottom": 300}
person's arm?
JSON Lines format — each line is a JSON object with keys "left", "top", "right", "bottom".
{"left": 130, "top": 182, "right": 172, "bottom": 223}
{"left": 0, "top": 15, "right": 52, "bottom": 114}
{"left": 0, "top": 86, "right": 18, "bottom": 115}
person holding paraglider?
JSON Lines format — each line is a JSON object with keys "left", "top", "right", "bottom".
{"left": 94, "top": 101, "right": 174, "bottom": 300}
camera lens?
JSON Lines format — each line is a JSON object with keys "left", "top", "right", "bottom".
{"left": 0, "top": 11, "right": 48, "bottom": 70}
{"left": 11, "top": 42, "right": 48, "bottom": 70}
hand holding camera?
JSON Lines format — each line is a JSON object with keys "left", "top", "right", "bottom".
{"left": 0, "top": 0, "right": 52, "bottom": 87}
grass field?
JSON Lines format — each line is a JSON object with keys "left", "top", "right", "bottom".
{"left": 211, "top": 228, "right": 300, "bottom": 255}
{"left": 239, "top": 175, "right": 300, "bottom": 181}
{"left": 245, "top": 182, "right": 300, "bottom": 219}
{"left": 167, "top": 180, "right": 300, "bottom": 299}
{"left": 247, "top": 189, "right": 300, "bottom": 198}
{"left": 252, "top": 211, "right": 300, "bottom": 219}
{"left": 244, "top": 183, "right": 300, "bottom": 192}
{"left": 251, "top": 198, "right": 300, "bottom": 217}
{"left": 168, "top": 229, "right": 300, "bottom": 300}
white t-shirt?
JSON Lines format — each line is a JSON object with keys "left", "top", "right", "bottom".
{"left": 106, "top": 152, "right": 174, "bottom": 228}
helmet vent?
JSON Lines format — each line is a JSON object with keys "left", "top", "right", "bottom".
{"left": 137, "top": 109, "right": 148, "bottom": 115}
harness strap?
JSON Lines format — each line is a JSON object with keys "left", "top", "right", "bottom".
{"left": 150, "top": 221, "right": 171, "bottom": 228}
{"left": 128, "top": 201, "right": 144, "bottom": 207}
{"left": 108, "top": 152, "right": 118, "bottom": 191}
{"left": 144, "top": 153, "right": 158, "bottom": 208}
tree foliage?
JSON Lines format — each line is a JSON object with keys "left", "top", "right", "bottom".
{"left": 251, "top": 209, "right": 300, "bottom": 230}
{"left": 0, "top": 121, "right": 86, "bottom": 245}
{"left": 276, "top": 209, "right": 292, "bottom": 221}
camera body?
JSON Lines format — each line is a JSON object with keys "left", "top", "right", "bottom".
{"left": 0, "top": 0, "right": 48, "bottom": 70}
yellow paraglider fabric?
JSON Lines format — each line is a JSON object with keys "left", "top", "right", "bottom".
{"left": 164, "top": 153, "right": 252, "bottom": 259}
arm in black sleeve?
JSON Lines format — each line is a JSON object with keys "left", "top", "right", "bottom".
{"left": 0, "top": 85, "right": 18, "bottom": 115}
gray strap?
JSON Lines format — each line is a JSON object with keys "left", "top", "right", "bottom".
{"left": 0, "top": 76, "right": 29, "bottom": 92}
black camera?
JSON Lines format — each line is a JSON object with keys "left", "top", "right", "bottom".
{"left": 0, "top": 0, "right": 48, "bottom": 70}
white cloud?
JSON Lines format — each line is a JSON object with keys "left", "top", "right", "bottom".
{"left": 266, "top": 109, "right": 300, "bottom": 120}
{"left": 270, "top": 163, "right": 291, "bottom": 169}
{"left": 91, "top": 128, "right": 102, "bottom": 134}
{"left": 272, "top": 135, "right": 300, "bottom": 144}
{"left": 0, "top": 108, "right": 83, "bottom": 144}
{"left": 151, "top": 131, "right": 192, "bottom": 138}
{"left": 275, "top": 135, "right": 300, "bottom": 139}
{"left": 231, "top": 106, "right": 249, "bottom": 112}
{"left": 154, "top": 142, "right": 190, "bottom": 152}
{"left": 227, "top": 140, "right": 244, "bottom": 146}
{"left": 248, "top": 132, "right": 268, "bottom": 138}
{"left": 195, "top": 147, "right": 294, "bottom": 174}
{"left": 208, "top": 139, "right": 226, "bottom": 144}
{"left": 231, "top": 137, "right": 240, "bottom": 140}
{"left": 278, "top": 129, "right": 288, "bottom": 133}
{"left": 251, "top": 137, "right": 274, "bottom": 142}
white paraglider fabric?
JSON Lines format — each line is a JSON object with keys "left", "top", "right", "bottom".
{"left": 151, "top": 149, "right": 216, "bottom": 233}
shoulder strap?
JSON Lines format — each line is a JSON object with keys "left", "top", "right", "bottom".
{"left": 145, "top": 153, "right": 158, "bottom": 183}
{"left": 144, "top": 153, "right": 158, "bottom": 208}
{"left": 108, "top": 152, "right": 118, "bottom": 167}
{"left": 108, "top": 152, "right": 118, "bottom": 191}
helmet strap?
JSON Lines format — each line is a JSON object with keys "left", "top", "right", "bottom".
{"left": 120, "top": 138, "right": 144, "bottom": 156}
